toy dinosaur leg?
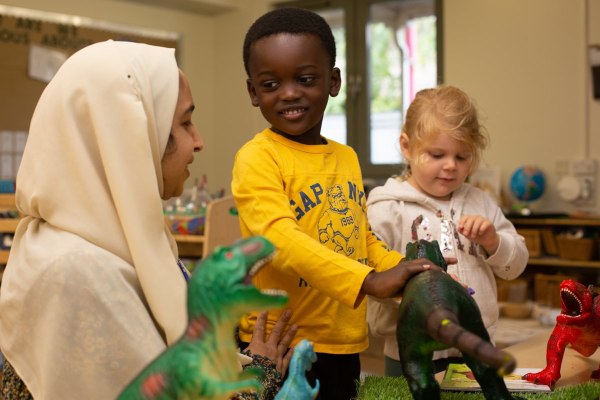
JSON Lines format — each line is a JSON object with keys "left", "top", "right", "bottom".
{"left": 399, "top": 348, "right": 441, "bottom": 400}
{"left": 464, "top": 354, "right": 520, "bottom": 400}
{"left": 591, "top": 364, "right": 600, "bottom": 380}
{"left": 522, "top": 332, "right": 567, "bottom": 387}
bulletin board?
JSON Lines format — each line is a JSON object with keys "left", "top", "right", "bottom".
{"left": 0, "top": 5, "right": 180, "bottom": 132}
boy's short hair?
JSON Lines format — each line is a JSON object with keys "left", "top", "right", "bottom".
{"left": 243, "top": 7, "right": 337, "bottom": 76}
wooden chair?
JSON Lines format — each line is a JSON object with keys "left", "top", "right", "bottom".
{"left": 201, "top": 196, "right": 242, "bottom": 258}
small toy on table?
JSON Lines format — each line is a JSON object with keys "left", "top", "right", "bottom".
{"left": 274, "top": 339, "right": 319, "bottom": 400}
{"left": 396, "top": 239, "right": 521, "bottom": 400}
{"left": 522, "top": 279, "right": 600, "bottom": 387}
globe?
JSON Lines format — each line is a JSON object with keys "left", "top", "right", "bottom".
{"left": 509, "top": 166, "right": 546, "bottom": 202}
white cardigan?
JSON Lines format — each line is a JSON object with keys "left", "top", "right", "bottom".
{"left": 366, "top": 178, "right": 528, "bottom": 361}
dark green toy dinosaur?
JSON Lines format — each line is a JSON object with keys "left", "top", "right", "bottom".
{"left": 118, "top": 236, "right": 288, "bottom": 400}
{"left": 396, "top": 239, "right": 522, "bottom": 400}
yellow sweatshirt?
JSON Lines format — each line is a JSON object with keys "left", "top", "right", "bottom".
{"left": 232, "top": 128, "right": 402, "bottom": 354}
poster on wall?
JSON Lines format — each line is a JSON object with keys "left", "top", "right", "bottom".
{"left": 0, "top": 5, "right": 180, "bottom": 132}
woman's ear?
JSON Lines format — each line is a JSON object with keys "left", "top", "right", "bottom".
{"left": 246, "top": 78, "right": 260, "bottom": 107}
{"left": 399, "top": 132, "right": 411, "bottom": 161}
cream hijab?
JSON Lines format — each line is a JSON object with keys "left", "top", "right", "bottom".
{"left": 0, "top": 40, "right": 187, "bottom": 398}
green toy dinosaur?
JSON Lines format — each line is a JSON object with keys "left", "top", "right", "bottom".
{"left": 118, "top": 236, "right": 288, "bottom": 400}
{"left": 274, "top": 339, "right": 319, "bottom": 400}
{"left": 396, "top": 239, "right": 522, "bottom": 400}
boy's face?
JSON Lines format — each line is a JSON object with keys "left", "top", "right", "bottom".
{"left": 246, "top": 33, "right": 341, "bottom": 144}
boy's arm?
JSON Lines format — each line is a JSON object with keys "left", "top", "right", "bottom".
{"left": 232, "top": 144, "right": 372, "bottom": 309}
{"left": 365, "top": 228, "right": 403, "bottom": 271}
{"left": 365, "top": 198, "right": 404, "bottom": 272}
{"left": 361, "top": 260, "right": 434, "bottom": 298}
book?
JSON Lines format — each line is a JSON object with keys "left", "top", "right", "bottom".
{"left": 440, "top": 363, "right": 552, "bottom": 393}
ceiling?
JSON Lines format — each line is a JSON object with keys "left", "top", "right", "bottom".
{"left": 115, "top": 0, "right": 239, "bottom": 16}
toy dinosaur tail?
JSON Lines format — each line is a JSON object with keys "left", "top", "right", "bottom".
{"left": 427, "top": 308, "right": 516, "bottom": 376}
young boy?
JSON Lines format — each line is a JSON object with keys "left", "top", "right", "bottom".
{"left": 232, "top": 7, "right": 435, "bottom": 399}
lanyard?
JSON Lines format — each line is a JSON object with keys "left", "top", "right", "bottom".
{"left": 177, "top": 259, "right": 190, "bottom": 282}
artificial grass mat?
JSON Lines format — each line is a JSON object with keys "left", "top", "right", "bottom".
{"left": 356, "top": 375, "right": 600, "bottom": 399}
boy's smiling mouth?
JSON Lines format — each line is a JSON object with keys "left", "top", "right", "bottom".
{"left": 281, "top": 107, "right": 307, "bottom": 118}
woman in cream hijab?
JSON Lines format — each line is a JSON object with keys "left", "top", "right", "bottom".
{"left": 0, "top": 40, "right": 295, "bottom": 399}
{"left": 0, "top": 39, "right": 194, "bottom": 399}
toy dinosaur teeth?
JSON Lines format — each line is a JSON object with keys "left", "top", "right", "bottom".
{"left": 248, "top": 252, "right": 275, "bottom": 277}
{"left": 561, "top": 287, "right": 583, "bottom": 317}
{"left": 261, "top": 288, "right": 287, "bottom": 297}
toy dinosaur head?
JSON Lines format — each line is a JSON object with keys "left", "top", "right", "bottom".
{"left": 294, "top": 339, "right": 317, "bottom": 370}
{"left": 557, "top": 279, "right": 593, "bottom": 324}
{"left": 405, "top": 239, "right": 448, "bottom": 272}
{"left": 187, "top": 236, "right": 288, "bottom": 322}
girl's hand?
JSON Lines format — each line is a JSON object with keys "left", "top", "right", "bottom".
{"left": 458, "top": 215, "right": 499, "bottom": 255}
{"left": 246, "top": 309, "right": 298, "bottom": 376}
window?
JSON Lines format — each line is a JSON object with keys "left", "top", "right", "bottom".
{"left": 276, "top": 0, "right": 442, "bottom": 178}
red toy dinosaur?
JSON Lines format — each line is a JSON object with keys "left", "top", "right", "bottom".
{"left": 522, "top": 279, "right": 600, "bottom": 387}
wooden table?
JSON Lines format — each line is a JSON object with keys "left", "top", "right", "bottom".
{"left": 435, "top": 329, "right": 600, "bottom": 389}
{"left": 502, "top": 329, "right": 600, "bottom": 388}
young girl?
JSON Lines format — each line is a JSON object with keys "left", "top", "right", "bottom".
{"left": 366, "top": 85, "right": 529, "bottom": 376}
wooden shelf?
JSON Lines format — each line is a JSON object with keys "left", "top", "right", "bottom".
{"left": 527, "top": 257, "right": 600, "bottom": 269}
{"left": 0, "top": 194, "right": 19, "bottom": 270}
{"left": 509, "top": 215, "right": 600, "bottom": 271}
{"left": 0, "top": 193, "right": 16, "bottom": 208}
{"left": 172, "top": 234, "right": 205, "bottom": 244}
{"left": 0, "top": 194, "right": 206, "bottom": 267}
{"left": 0, "top": 219, "right": 19, "bottom": 231}
{"left": 0, "top": 250, "right": 9, "bottom": 264}
{"left": 509, "top": 217, "right": 600, "bottom": 227}
{"left": 171, "top": 234, "right": 204, "bottom": 258}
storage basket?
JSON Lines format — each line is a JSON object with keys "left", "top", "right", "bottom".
{"left": 555, "top": 237, "right": 595, "bottom": 261}
{"left": 541, "top": 228, "right": 558, "bottom": 255}
{"left": 518, "top": 229, "right": 541, "bottom": 257}
{"left": 534, "top": 273, "right": 580, "bottom": 309}
{"left": 496, "top": 277, "right": 528, "bottom": 303}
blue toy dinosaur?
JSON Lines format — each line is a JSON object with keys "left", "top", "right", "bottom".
{"left": 118, "top": 236, "right": 288, "bottom": 400}
{"left": 397, "top": 239, "right": 522, "bottom": 400}
{"left": 274, "top": 339, "right": 319, "bottom": 400}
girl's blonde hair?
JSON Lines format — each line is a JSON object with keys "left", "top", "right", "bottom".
{"left": 402, "top": 85, "right": 488, "bottom": 174}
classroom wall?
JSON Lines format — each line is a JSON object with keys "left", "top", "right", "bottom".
{"left": 444, "top": 0, "right": 599, "bottom": 214}
{"left": 0, "top": 0, "right": 273, "bottom": 198}
{"left": 1, "top": 0, "right": 599, "bottom": 214}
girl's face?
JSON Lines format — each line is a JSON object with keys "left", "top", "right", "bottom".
{"left": 161, "top": 71, "right": 203, "bottom": 200}
{"left": 400, "top": 131, "right": 472, "bottom": 201}
{"left": 246, "top": 33, "right": 341, "bottom": 145}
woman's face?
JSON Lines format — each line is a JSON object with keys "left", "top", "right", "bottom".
{"left": 161, "top": 71, "right": 203, "bottom": 199}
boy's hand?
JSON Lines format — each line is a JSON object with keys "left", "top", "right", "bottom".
{"left": 458, "top": 215, "right": 499, "bottom": 255}
{"left": 361, "top": 259, "right": 440, "bottom": 298}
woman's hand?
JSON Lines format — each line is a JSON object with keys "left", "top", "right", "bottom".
{"left": 245, "top": 309, "right": 298, "bottom": 376}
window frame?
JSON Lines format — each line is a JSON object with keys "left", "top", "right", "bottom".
{"left": 275, "top": 0, "right": 444, "bottom": 179}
